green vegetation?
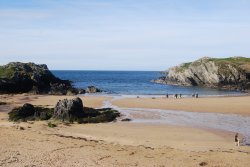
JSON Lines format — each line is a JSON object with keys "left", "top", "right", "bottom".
{"left": 182, "top": 62, "right": 192, "bottom": 68}
{"left": 207, "top": 57, "right": 250, "bottom": 74}
{"left": 175, "top": 62, "right": 191, "bottom": 72}
{"left": 0, "top": 66, "right": 15, "bottom": 78}
{"left": 48, "top": 122, "right": 57, "bottom": 128}
{"left": 174, "top": 57, "right": 250, "bottom": 73}
{"left": 208, "top": 57, "right": 250, "bottom": 65}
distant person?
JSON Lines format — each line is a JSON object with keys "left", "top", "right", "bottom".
{"left": 174, "top": 94, "right": 177, "bottom": 99}
{"left": 137, "top": 96, "right": 140, "bottom": 98}
{"left": 235, "top": 133, "right": 240, "bottom": 146}
{"left": 166, "top": 93, "right": 169, "bottom": 98}
{"left": 192, "top": 93, "right": 195, "bottom": 98}
{"left": 179, "top": 94, "right": 182, "bottom": 98}
{"left": 195, "top": 93, "right": 199, "bottom": 98}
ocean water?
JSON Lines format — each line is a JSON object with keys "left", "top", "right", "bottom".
{"left": 52, "top": 71, "right": 242, "bottom": 96}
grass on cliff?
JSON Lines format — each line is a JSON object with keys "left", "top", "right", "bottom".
{"left": 208, "top": 57, "right": 250, "bottom": 65}
{"left": 0, "top": 67, "right": 15, "bottom": 78}
{"left": 175, "top": 57, "right": 250, "bottom": 72}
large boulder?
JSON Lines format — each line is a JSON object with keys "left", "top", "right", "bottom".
{"left": 0, "top": 62, "right": 77, "bottom": 95}
{"left": 154, "top": 57, "right": 250, "bottom": 92}
{"left": 53, "top": 97, "right": 85, "bottom": 121}
{"left": 53, "top": 97, "right": 120, "bottom": 123}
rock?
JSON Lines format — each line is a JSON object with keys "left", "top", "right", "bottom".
{"left": 8, "top": 98, "right": 120, "bottom": 123}
{"left": 66, "top": 88, "right": 79, "bottom": 96}
{"left": 53, "top": 97, "right": 85, "bottom": 122}
{"left": 121, "top": 118, "right": 132, "bottom": 122}
{"left": 154, "top": 57, "right": 250, "bottom": 92}
{"left": 78, "top": 88, "right": 86, "bottom": 94}
{"left": 53, "top": 98, "right": 120, "bottom": 123}
{"left": 8, "top": 103, "right": 36, "bottom": 121}
{"left": 8, "top": 103, "right": 53, "bottom": 121}
{"left": 0, "top": 62, "right": 77, "bottom": 95}
{"left": 85, "top": 86, "right": 102, "bottom": 93}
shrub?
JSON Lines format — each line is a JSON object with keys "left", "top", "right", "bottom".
{"left": 48, "top": 122, "right": 57, "bottom": 128}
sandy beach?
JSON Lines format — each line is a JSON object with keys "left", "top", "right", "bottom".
{"left": 1, "top": 94, "right": 250, "bottom": 167}
{"left": 112, "top": 95, "right": 250, "bottom": 116}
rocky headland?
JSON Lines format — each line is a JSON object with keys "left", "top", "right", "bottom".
{"left": 0, "top": 62, "right": 79, "bottom": 95}
{"left": 0, "top": 62, "right": 102, "bottom": 95}
{"left": 154, "top": 57, "right": 250, "bottom": 92}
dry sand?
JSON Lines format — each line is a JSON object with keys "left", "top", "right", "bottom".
{"left": 0, "top": 94, "right": 250, "bottom": 167}
{"left": 112, "top": 96, "right": 250, "bottom": 116}
{"left": 0, "top": 94, "right": 109, "bottom": 108}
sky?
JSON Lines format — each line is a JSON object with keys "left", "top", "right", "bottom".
{"left": 0, "top": 0, "right": 250, "bottom": 70}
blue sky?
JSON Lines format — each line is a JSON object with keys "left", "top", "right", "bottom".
{"left": 0, "top": 0, "right": 250, "bottom": 70}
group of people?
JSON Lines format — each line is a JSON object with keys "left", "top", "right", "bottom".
{"left": 165, "top": 93, "right": 199, "bottom": 98}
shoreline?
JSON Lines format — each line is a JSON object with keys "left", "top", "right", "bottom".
{"left": 81, "top": 92, "right": 249, "bottom": 98}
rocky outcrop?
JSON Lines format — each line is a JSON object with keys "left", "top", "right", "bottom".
{"left": 53, "top": 97, "right": 84, "bottom": 121}
{"left": 0, "top": 62, "right": 77, "bottom": 95}
{"left": 85, "top": 86, "right": 102, "bottom": 93}
{"left": 8, "top": 103, "right": 53, "bottom": 121}
{"left": 53, "top": 97, "right": 120, "bottom": 123}
{"left": 154, "top": 57, "right": 250, "bottom": 91}
{"left": 8, "top": 98, "right": 120, "bottom": 123}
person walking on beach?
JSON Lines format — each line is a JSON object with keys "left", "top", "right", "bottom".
{"left": 195, "top": 93, "right": 199, "bottom": 98}
{"left": 166, "top": 93, "right": 169, "bottom": 98}
{"left": 235, "top": 133, "right": 240, "bottom": 146}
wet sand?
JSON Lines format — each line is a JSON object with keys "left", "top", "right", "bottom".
{"left": 112, "top": 95, "right": 250, "bottom": 116}
{"left": 0, "top": 94, "right": 250, "bottom": 166}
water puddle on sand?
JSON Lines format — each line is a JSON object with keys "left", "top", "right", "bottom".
{"left": 102, "top": 98, "right": 250, "bottom": 145}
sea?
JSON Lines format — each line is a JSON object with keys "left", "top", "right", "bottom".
{"left": 52, "top": 71, "right": 242, "bottom": 96}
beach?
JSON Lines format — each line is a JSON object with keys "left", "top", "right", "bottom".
{"left": 0, "top": 94, "right": 250, "bottom": 167}
{"left": 112, "top": 95, "right": 250, "bottom": 116}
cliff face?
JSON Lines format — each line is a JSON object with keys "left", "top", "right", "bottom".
{"left": 155, "top": 57, "right": 250, "bottom": 91}
{"left": 0, "top": 62, "right": 77, "bottom": 94}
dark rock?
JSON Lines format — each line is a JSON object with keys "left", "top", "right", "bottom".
{"left": 9, "top": 103, "right": 35, "bottom": 121}
{"left": 0, "top": 62, "right": 77, "bottom": 95}
{"left": 86, "top": 86, "right": 102, "bottom": 93}
{"left": 77, "top": 108, "right": 120, "bottom": 124}
{"left": 53, "top": 97, "right": 120, "bottom": 123}
{"left": 199, "top": 162, "right": 208, "bottom": 166}
{"left": 8, "top": 98, "right": 120, "bottom": 123}
{"left": 78, "top": 88, "right": 86, "bottom": 94}
{"left": 0, "top": 101, "right": 7, "bottom": 105}
{"left": 8, "top": 103, "right": 53, "bottom": 121}
{"left": 121, "top": 118, "right": 132, "bottom": 122}
{"left": 53, "top": 97, "right": 85, "bottom": 122}
{"left": 66, "top": 88, "right": 79, "bottom": 96}
{"left": 154, "top": 57, "right": 250, "bottom": 92}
